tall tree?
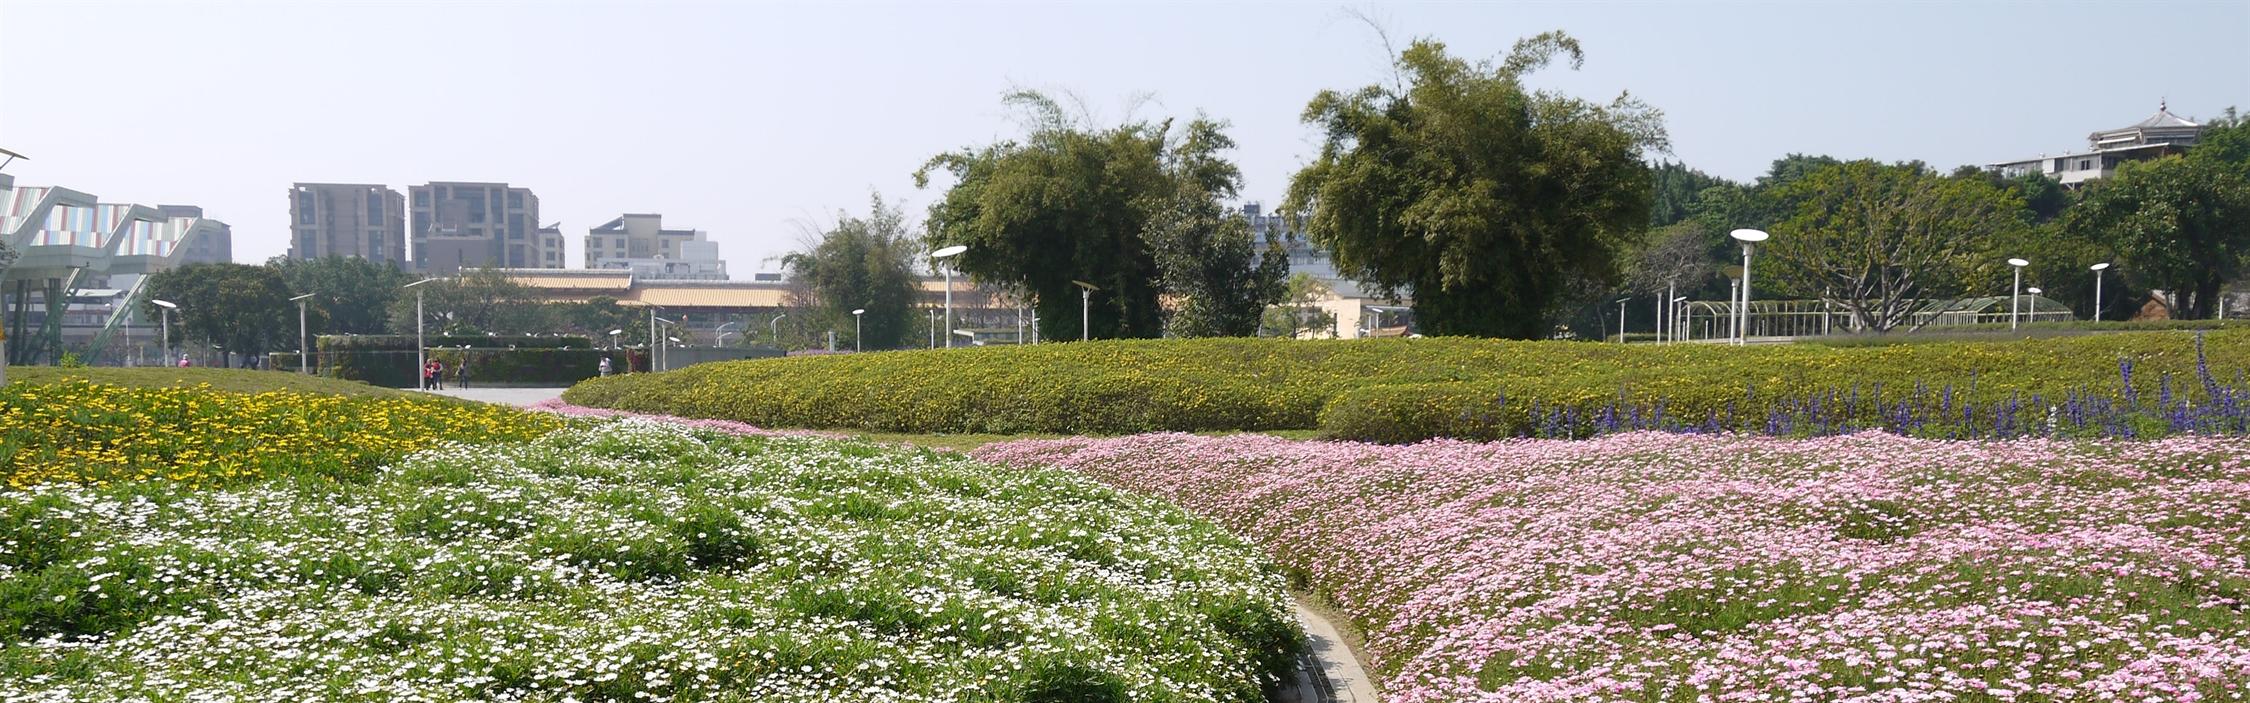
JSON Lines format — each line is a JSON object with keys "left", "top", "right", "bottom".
{"left": 782, "top": 195, "right": 923, "bottom": 350}
{"left": 917, "top": 91, "right": 1275, "bottom": 341}
{"left": 1648, "top": 162, "right": 1733, "bottom": 227}
{"left": 142, "top": 263, "right": 295, "bottom": 366}
{"left": 2063, "top": 152, "right": 2250, "bottom": 320}
{"left": 1764, "top": 160, "right": 2029, "bottom": 333}
{"left": 266, "top": 255, "right": 412, "bottom": 335}
{"left": 384, "top": 267, "right": 542, "bottom": 335}
{"left": 1283, "top": 32, "right": 1667, "bottom": 339}
{"left": 1147, "top": 119, "right": 1289, "bottom": 337}
{"left": 1259, "top": 272, "right": 1338, "bottom": 339}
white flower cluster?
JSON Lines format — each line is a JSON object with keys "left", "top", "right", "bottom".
{"left": 1, "top": 420, "right": 1299, "bottom": 702}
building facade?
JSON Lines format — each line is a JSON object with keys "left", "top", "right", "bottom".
{"left": 286, "top": 184, "right": 402, "bottom": 265}
{"left": 582, "top": 213, "right": 728, "bottom": 280}
{"left": 1988, "top": 103, "right": 2208, "bottom": 186}
{"left": 408, "top": 181, "right": 556, "bottom": 273}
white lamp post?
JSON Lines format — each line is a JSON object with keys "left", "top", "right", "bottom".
{"left": 932, "top": 245, "right": 967, "bottom": 348}
{"left": 1614, "top": 297, "right": 1629, "bottom": 343}
{"left": 2090, "top": 262, "right": 2111, "bottom": 321}
{"left": 1672, "top": 296, "right": 1689, "bottom": 342}
{"left": 654, "top": 316, "right": 674, "bottom": 371}
{"left": 1729, "top": 229, "right": 1769, "bottom": 345}
{"left": 151, "top": 299, "right": 178, "bottom": 365}
{"left": 289, "top": 293, "right": 315, "bottom": 375}
{"left": 2027, "top": 287, "right": 2044, "bottom": 323}
{"left": 1072, "top": 280, "right": 1100, "bottom": 341}
{"left": 952, "top": 328, "right": 978, "bottom": 347}
{"left": 2007, "top": 258, "right": 2030, "bottom": 330}
{"left": 851, "top": 308, "right": 865, "bottom": 352}
{"left": 403, "top": 279, "right": 436, "bottom": 388}
{"left": 768, "top": 313, "right": 787, "bottom": 349}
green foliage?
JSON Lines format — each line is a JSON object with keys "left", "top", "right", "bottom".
{"left": 563, "top": 331, "right": 2250, "bottom": 441}
{"left": 267, "top": 255, "right": 414, "bottom": 335}
{"left": 1260, "top": 273, "right": 1339, "bottom": 339}
{"left": 1763, "top": 161, "right": 2030, "bottom": 332}
{"left": 1146, "top": 119, "right": 1290, "bottom": 337}
{"left": 783, "top": 195, "right": 923, "bottom": 350}
{"left": 1283, "top": 32, "right": 1666, "bottom": 339}
{"left": 142, "top": 263, "right": 296, "bottom": 364}
{"left": 2065, "top": 151, "right": 2250, "bottom": 320}
{"left": 1647, "top": 161, "right": 1735, "bottom": 227}
{"left": 383, "top": 267, "right": 543, "bottom": 335}
{"left": 917, "top": 92, "right": 1287, "bottom": 342}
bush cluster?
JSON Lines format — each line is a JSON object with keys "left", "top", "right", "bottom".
{"left": 275, "top": 333, "right": 625, "bottom": 387}
{"left": 562, "top": 330, "right": 2250, "bottom": 441}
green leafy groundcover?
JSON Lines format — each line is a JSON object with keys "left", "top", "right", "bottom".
{"left": 1, "top": 421, "right": 1301, "bottom": 702}
{"left": 560, "top": 330, "right": 2250, "bottom": 441}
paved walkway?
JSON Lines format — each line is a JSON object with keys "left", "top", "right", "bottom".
{"left": 421, "top": 386, "right": 566, "bottom": 407}
{"left": 434, "top": 385, "right": 1378, "bottom": 701}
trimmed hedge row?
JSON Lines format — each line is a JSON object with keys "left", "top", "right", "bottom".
{"left": 277, "top": 348, "right": 630, "bottom": 388}
{"left": 561, "top": 331, "right": 2250, "bottom": 441}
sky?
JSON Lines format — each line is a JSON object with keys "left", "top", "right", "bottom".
{"left": 2, "top": 0, "right": 2246, "bottom": 270}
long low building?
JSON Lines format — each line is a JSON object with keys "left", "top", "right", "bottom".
{"left": 498, "top": 268, "right": 1027, "bottom": 347}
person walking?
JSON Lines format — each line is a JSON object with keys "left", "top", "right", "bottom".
{"left": 431, "top": 359, "right": 445, "bottom": 390}
{"left": 599, "top": 356, "right": 612, "bottom": 378}
{"left": 456, "top": 356, "right": 469, "bottom": 389}
{"left": 420, "top": 360, "right": 434, "bottom": 390}
{"left": 178, "top": 353, "right": 191, "bottom": 368}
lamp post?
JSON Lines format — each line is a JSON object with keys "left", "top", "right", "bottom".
{"left": 768, "top": 313, "right": 786, "bottom": 350}
{"left": 151, "top": 299, "right": 177, "bottom": 366}
{"left": 2007, "top": 258, "right": 2030, "bottom": 330}
{"left": 927, "top": 309, "right": 936, "bottom": 348}
{"left": 608, "top": 329, "right": 624, "bottom": 374}
{"left": 1615, "top": 297, "right": 1629, "bottom": 343}
{"left": 851, "top": 309, "right": 865, "bottom": 352}
{"left": 1673, "top": 296, "right": 1689, "bottom": 342}
{"left": 1661, "top": 281, "right": 1674, "bottom": 343}
{"left": 289, "top": 293, "right": 315, "bottom": 375}
{"left": 654, "top": 316, "right": 674, "bottom": 371}
{"left": 932, "top": 245, "right": 967, "bottom": 348}
{"left": 1729, "top": 229, "right": 1769, "bottom": 345}
{"left": 403, "top": 279, "right": 435, "bottom": 388}
{"left": 1071, "top": 280, "right": 1100, "bottom": 341}
{"left": 715, "top": 321, "right": 740, "bottom": 348}
{"left": 2091, "top": 263, "right": 2111, "bottom": 321}
{"left": 2026, "top": 287, "right": 2044, "bottom": 324}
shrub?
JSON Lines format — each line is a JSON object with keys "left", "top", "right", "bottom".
{"left": 562, "top": 330, "right": 2250, "bottom": 441}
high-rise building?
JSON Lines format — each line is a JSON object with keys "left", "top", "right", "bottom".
{"left": 407, "top": 181, "right": 556, "bottom": 273}
{"left": 286, "top": 184, "right": 402, "bottom": 265}
{"left": 583, "top": 213, "right": 728, "bottom": 280}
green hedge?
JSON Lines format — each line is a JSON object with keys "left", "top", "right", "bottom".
{"left": 315, "top": 335, "right": 597, "bottom": 350}
{"left": 561, "top": 330, "right": 2250, "bottom": 441}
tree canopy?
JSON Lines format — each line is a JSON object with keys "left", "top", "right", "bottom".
{"left": 783, "top": 195, "right": 924, "bottom": 350}
{"left": 142, "top": 263, "right": 295, "bottom": 366}
{"left": 267, "top": 255, "right": 413, "bottom": 335}
{"left": 1763, "top": 160, "right": 2029, "bottom": 333}
{"left": 1282, "top": 32, "right": 1667, "bottom": 339}
{"left": 916, "top": 91, "right": 1283, "bottom": 340}
{"left": 2063, "top": 145, "right": 2250, "bottom": 320}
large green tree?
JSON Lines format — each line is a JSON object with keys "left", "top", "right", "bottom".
{"left": 2063, "top": 150, "right": 2250, "bottom": 320}
{"left": 783, "top": 195, "right": 923, "bottom": 350}
{"left": 384, "top": 267, "right": 544, "bottom": 335}
{"left": 266, "top": 255, "right": 413, "bottom": 335}
{"left": 142, "top": 263, "right": 295, "bottom": 366}
{"left": 1764, "top": 161, "right": 2030, "bottom": 333}
{"left": 1146, "top": 119, "right": 1289, "bottom": 337}
{"left": 917, "top": 91, "right": 1281, "bottom": 341}
{"left": 1282, "top": 32, "right": 1667, "bottom": 338}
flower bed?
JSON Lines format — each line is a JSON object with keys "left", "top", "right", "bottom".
{"left": 1, "top": 379, "right": 559, "bottom": 488}
{"left": 975, "top": 432, "right": 2250, "bottom": 701}
{"left": 1, "top": 421, "right": 1301, "bottom": 702}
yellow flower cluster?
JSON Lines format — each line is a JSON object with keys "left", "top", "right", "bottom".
{"left": 2, "top": 380, "right": 561, "bottom": 489}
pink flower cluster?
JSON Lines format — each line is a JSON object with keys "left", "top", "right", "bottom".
{"left": 974, "top": 431, "right": 2250, "bottom": 702}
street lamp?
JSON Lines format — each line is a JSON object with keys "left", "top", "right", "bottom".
{"left": 1672, "top": 296, "right": 1689, "bottom": 342}
{"left": 715, "top": 321, "right": 741, "bottom": 348}
{"left": 1614, "top": 297, "right": 1629, "bottom": 343}
{"left": 151, "top": 299, "right": 178, "bottom": 365}
{"left": 2091, "top": 263, "right": 2112, "bottom": 321}
{"left": 1071, "top": 279, "right": 1100, "bottom": 342}
{"left": 2027, "top": 287, "right": 2043, "bottom": 324}
{"left": 654, "top": 316, "right": 674, "bottom": 372}
{"left": 608, "top": 328, "right": 622, "bottom": 349}
{"left": 404, "top": 278, "right": 437, "bottom": 388}
{"left": 1729, "top": 229, "right": 1769, "bottom": 345}
{"left": 289, "top": 293, "right": 315, "bottom": 375}
{"left": 851, "top": 308, "right": 865, "bottom": 352}
{"left": 768, "top": 313, "right": 787, "bottom": 349}
{"left": 952, "top": 328, "right": 978, "bottom": 347}
{"left": 932, "top": 245, "right": 968, "bottom": 348}
{"left": 2007, "top": 258, "right": 2030, "bottom": 330}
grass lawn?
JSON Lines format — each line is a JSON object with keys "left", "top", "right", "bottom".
{"left": 5, "top": 366, "right": 409, "bottom": 397}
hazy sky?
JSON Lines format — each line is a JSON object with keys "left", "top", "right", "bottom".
{"left": 3, "top": 1, "right": 2246, "bottom": 269}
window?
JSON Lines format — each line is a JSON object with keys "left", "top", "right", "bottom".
{"left": 367, "top": 195, "right": 383, "bottom": 225}
{"left": 508, "top": 191, "right": 524, "bottom": 208}
{"left": 413, "top": 190, "right": 429, "bottom": 206}
{"left": 2078, "top": 159, "right": 2092, "bottom": 171}
{"left": 297, "top": 192, "right": 316, "bottom": 224}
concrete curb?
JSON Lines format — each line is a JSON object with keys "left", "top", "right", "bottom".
{"left": 1284, "top": 597, "right": 1378, "bottom": 702}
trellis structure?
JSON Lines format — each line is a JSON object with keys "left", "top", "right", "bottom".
{"left": 1674, "top": 296, "right": 2078, "bottom": 342}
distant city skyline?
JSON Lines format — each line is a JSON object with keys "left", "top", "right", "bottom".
{"left": 2, "top": 0, "right": 2244, "bottom": 269}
